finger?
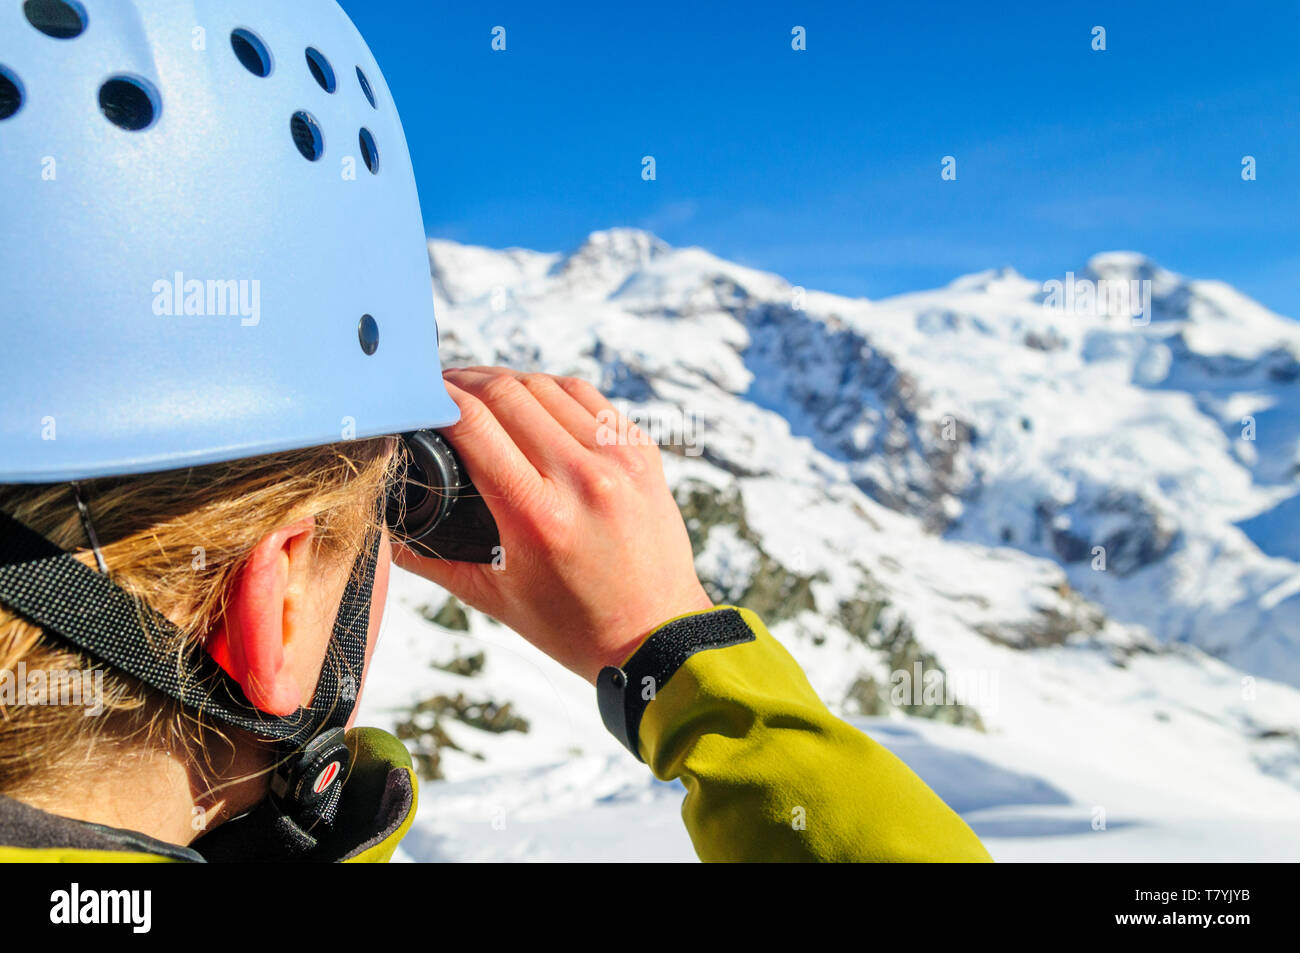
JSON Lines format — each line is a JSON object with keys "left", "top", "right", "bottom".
{"left": 437, "top": 378, "right": 542, "bottom": 507}
{"left": 456, "top": 368, "right": 603, "bottom": 449}
{"left": 551, "top": 374, "right": 615, "bottom": 418}
{"left": 553, "top": 376, "right": 659, "bottom": 460}
{"left": 459, "top": 367, "right": 616, "bottom": 422}
{"left": 444, "top": 368, "right": 589, "bottom": 478}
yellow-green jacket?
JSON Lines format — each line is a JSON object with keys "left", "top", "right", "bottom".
{"left": 631, "top": 606, "right": 989, "bottom": 862}
{"left": 0, "top": 606, "right": 990, "bottom": 863}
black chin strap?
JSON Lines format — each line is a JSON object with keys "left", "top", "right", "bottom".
{"left": 0, "top": 509, "right": 379, "bottom": 828}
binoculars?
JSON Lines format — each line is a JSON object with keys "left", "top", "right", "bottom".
{"left": 385, "top": 430, "right": 501, "bottom": 564}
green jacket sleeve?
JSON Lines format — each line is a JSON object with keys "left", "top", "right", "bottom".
{"left": 632, "top": 606, "right": 992, "bottom": 862}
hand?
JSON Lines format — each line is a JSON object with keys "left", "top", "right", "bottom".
{"left": 394, "top": 367, "right": 713, "bottom": 683}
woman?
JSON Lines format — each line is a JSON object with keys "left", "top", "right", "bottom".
{"left": 0, "top": 0, "right": 989, "bottom": 862}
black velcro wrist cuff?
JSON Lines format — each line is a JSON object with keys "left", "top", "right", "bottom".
{"left": 596, "top": 607, "right": 756, "bottom": 761}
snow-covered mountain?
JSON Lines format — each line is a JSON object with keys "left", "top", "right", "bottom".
{"left": 357, "top": 229, "right": 1300, "bottom": 861}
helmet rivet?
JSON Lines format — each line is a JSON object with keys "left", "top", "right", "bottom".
{"left": 358, "top": 315, "right": 379, "bottom": 355}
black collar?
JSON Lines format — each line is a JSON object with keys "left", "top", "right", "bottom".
{"left": 0, "top": 727, "right": 418, "bottom": 863}
{"left": 0, "top": 793, "right": 204, "bottom": 861}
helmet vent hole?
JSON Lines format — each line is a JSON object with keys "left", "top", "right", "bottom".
{"left": 358, "top": 315, "right": 380, "bottom": 355}
{"left": 99, "top": 76, "right": 159, "bottom": 131}
{"left": 356, "top": 67, "right": 377, "bottom": 108}
{"left": 359, "top": 128, "right": 379, "bottom": 174}
{"left": 23, "top": 0, "right": 87, "bottom": 40}
{"left": 231, "top": 28, "right": 273, "bottom": 78}
{"left": 306, "top": 48, "right": 336, "bottom": 93}
{"left": 0, "top": 68, "right": 23, "bottom": 121}
{"left": 291, "top": 110, "right": 324, "bottom": 161}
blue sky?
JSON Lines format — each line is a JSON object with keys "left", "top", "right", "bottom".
{"left": 340, "top": 1, "right": 1300, "bottom": 317}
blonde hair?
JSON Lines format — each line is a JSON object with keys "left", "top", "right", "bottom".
{"left": 0, "top": 438, "right": 399, "bottom": 799}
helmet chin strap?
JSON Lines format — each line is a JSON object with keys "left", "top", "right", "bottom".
{"left": 0, "top": 507, "right": 381, "bottom": 835}
{"left": 263, "top": 533, "right": 380, "bottom": 834}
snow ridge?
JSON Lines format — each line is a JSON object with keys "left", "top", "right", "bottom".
{"left": 354, "top": 230, "right": 1300, "bottom": 862}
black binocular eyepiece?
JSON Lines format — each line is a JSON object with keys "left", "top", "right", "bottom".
{"left": 385, "top": 430, "right": 501, "bottom": 564}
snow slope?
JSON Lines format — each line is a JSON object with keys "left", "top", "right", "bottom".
{"left": 356, "top": 230, "right": 1300, "bottom": 862}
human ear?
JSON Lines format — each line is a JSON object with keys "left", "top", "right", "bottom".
{"left": 206, "top": 517, "right": 320, "bottom": 716}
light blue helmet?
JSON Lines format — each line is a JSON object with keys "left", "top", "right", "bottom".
{"left": 0, "top": 0, "right": 459, "bottom": 483}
